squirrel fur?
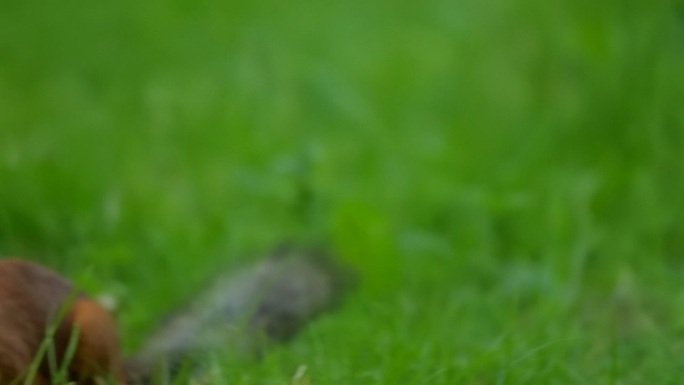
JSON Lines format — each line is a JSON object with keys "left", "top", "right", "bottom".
{"left": 0, "top": 247, "right": 354, "bottom": 385}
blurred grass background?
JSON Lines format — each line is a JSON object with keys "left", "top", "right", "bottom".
{"left": 1, "top": 0, "right": 683, "bottom": 383}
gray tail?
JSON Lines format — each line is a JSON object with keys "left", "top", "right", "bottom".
{"left": 124, "top": 246, "right": 357, "bottom": 384}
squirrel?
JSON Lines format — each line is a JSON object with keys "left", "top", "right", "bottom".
{"left": 0, "top": 246, "right": 355, "bottom": 385}
{"left": 0, "top": 259, "right": 125, "bottom": 385}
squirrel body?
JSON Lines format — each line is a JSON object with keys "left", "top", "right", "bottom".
{"left": 0, "top": 249, "right": 354, "bottom": 385}
{"left": 0, "top": 259, "right": 125, "bottom": 385}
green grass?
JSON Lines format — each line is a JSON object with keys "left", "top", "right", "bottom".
{"left": 1, "top": 0, "right": 684, "bottom": 383}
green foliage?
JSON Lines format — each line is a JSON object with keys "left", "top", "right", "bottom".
{"left": 1, "top": 0, "right": 683, "bottom": 383}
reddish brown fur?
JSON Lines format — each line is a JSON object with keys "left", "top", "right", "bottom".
{"left": 0, "top": 259, "right": 125, "bottom": 385}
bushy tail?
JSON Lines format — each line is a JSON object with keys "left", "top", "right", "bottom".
{"left": 124, "top": 246, "right": 357, "bottom": 384}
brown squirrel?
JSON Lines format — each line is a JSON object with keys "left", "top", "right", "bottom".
{"left": 0, "top": 259, "right": 125, "bottom": 385}
{"left": 0, "top": 247, "right": 355, "bottom": 385}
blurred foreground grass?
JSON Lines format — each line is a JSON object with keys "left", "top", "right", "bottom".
{"left": 1, "top": 0, "right": 683, "bottom": 383}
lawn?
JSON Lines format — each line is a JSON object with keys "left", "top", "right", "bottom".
{"left": 1, "top": 0, "right": 683, "bottom": 383}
